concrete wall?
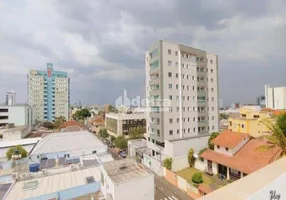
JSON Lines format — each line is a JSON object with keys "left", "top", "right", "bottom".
{"left": 172, "top": 156, "right": 189, "bottom": 172}
{"left": 195, "top": 159, "right": 206, "bottom": 172}
{"left": 115, "top": 174, "right": 154, "bottom": 200}
{"left": 0, "top": 105, "right": 33, "bottom": 126}
{"left": 143, "top": 154, "right": 162, "bottom": 175}
{"left": 165, "top": 136, "right": 209, "bottom": 158}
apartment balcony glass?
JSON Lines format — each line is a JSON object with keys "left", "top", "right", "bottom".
{"left": 198, "top": 120, "right": 208, "bottom": 126}
{"left": 149, "top": 74, "right": 160, "bottom": 85}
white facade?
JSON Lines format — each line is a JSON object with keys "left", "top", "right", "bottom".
{"left": 5, "top": 91, "right": 16, "bottom": 106}
{"left": 145, "top": 40, "right": 219, "bottom": 164}
{"left": 265, "top": 85, "right": 286, "bottom": 109}
{"left": 101, "top": 159, "right": 154, "bottom": 200}
{"left": 0, "top": 105, "right": 34, "bottom": 127}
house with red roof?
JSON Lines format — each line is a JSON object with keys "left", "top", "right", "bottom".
{"left": 197, "top": 130, "right": 281, "bottom": 181}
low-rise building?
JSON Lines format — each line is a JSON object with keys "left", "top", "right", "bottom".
{"left": 0, "top": 104, "right": 34, "bottom": 127}
{"left": 197, "top": 130, "right": 281, "bottom": 181}
{"left": 228, "top": 106, "right": 273, "bottom": 137}
{"left": 29, "top": 131, "right": 107, "bottom": 163}
{"left": 101, "top": 158, "right": 154, "bottom": 200}
{"left": 0, "top": 126, "right": 32, "bottom": 141}
{"left": 105, "top": 113, "right": 146, "bottom": 136}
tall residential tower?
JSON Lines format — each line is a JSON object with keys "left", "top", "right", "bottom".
{"left": 265, "top": 85, "right": 286, "bottom": 110}
{"left": 5, "top": 90, "right": 16, "bottom": 106}
{"left": 145, "top": 40, "right": 219, "bottom": 170}
{"left": 28, "top": 63, "right": 70, "bottom": 122}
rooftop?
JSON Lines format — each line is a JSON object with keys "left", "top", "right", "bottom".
{"left": 4, "top": 166, "right": 101, "bottom": 200}
{"left": 211, "top": 130, "right": 249, "bottom": 148}
{"left": 60, "top": 120, "right": 84, "bottom": 129}
{"left": 201, "top": 139, "right": 281, "bottom": 174}
{"left": 0, "top": 138, "right": 40, "bottom": 148}
{"left": 198, "top": 157, "right": 286, "bottom": 200}
{"left": 30, "top": 131, "right": 106, "bottom": 155}
{"left": 103, "top": 158, "right": 151, "bottom": 185}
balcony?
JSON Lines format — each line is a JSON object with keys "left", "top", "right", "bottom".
{"left": 149, "top": 76, "right": 160, "bottom": 85}
{"left": 197, "top": 91, "right": 207, "bottom": 97}
{"left": 197, "top": 100, "right": 206, "bottom": 107}
{"left": 198, "top": 120, "right": 208, "bottom": 126}
{"left": 150, "top": 122, "right": 160, "bottom": 129}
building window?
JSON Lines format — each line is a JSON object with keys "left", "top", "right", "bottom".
{"left": 168, "top": 61, "right": 172, "bottom": 66}
{"left": 169, "top": 130, "right": 173, "bottom": 135}
{"left": 210, "top": 60, "right": 213, "bottom": 64}
{"left": 212, "top": 125, "right": 215, "bottom": 130}
{"left": 168, "top": 84, "right": 172, "bottom": 89}
{"left": 176, "top": 107, "right": 179, "bottom": 112}
{"left": 212, "top": 116, "right": 215, "bottom": 120}
{"left": 168, "top": 72, "right": 172, "bottom": 77}
{"left": 176, "top": 62, "right": 178, "bottom": 67}
{"left": 193, "top": 128, "right": 196, "bottom": 132}
{"left": 192, "top": 76, "right": 195, "bottom": 80}
{"left": 211, "top": 88, "right": 214, "bottom": 92}
{"left": 211, "top": 78, "right": 214, "bottom": 82}
{"left": 242, "top": 124, "right": 245, "bottom": 128}
{"left": 169, "top": 119, "right": 173, "bottom": 123}
{"left": 226, "top": 148, "right": 229, "bottom": 151}
{"left": 177, "top": 129, "right": 179, "bottom": 134}
{"left": 177, "top": 118, "right": 179, "bottom": 123}
{"left": 211, "top": 97, "right": 214, "bottom": 101}
{"left": 169, "top": 95, "right": 172, "bottom": 100}
{"left": 168, "top": 49, "right": 171, "bottom": 55}
{"left": 211, "top": 69, "right": 213, "bottom": 73}
{"left": 175, "top": 51, "right": 178, "bottom": 56}
{"left": 176, "top": 84, "right": 179, "bottom": 89}
{"left": 193, "top": 117, "right": 196, "bottom": 122}
{"left": 212, "top": 107, "right": 214, "bottom": 111}
{"left": 217, "top": 145, "right": 220, "bottom": 149}
{"left": 175, "top": 73, "right": 179, "bottom": 78}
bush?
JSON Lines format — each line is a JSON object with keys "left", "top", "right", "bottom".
{"left": 42, "top": 121, "right": 54, "bottom": 130}
{"left": 192, "top": 172, "right": 203, "bottom": 184}
{"left": 163, "top": 158, "right": 172, "bottom": 170}
{"left": 6, "top": 145, "right": 28, "bottom": 160}
{"left": 99, "top": 128, "right": 109, "bottom": 139}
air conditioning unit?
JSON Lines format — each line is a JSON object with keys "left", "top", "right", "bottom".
{"left": 12, "top": 173, "right": 18, "bottom": 180}
{"left": 42, "top": 169, "right": 48, "bottom": 174}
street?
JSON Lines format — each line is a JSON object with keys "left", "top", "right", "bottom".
{"left": 155, "top": 175, "right": 192, "bottom": 200}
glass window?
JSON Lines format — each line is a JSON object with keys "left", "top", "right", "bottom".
{"left": 168, "top": 61, "right": 172, "bottom": 66}
{"left": 169, "top": 130, "right": 173, "bottom": 135}
{"left": 168, "top": 72, "right": 172, "bottom": 77}
{"left": 168, "top": 84, "right": 172, "bottom": 89}
{"left": 168, "top": 49, "right": 171, "bottom": 55}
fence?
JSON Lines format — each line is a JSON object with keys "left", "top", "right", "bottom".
{"left": 163, "top": 167, "right": 201, "bottom": 199}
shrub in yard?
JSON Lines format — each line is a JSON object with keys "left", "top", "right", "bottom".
{"left": 192, "top": 172, "right": 203, "bottom": 184}
{"left": 188, "top": 148, "right": 196, "bottom": 167}
{"left": 163, "top": 158, "right": 172, "bottom": 170}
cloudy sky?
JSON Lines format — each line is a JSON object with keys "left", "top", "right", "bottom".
{"left": 0, "top": 0, "right": 285, "bottom": 106}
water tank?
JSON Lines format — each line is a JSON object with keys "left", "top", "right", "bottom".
{"left": 29, "top": 163, "right": 40, "bottom": 172}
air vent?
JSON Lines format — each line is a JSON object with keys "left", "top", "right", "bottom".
{"left": 86, "top": 176, "right": 95, "bottom": 184}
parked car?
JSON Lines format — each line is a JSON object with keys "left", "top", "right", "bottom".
{"left": 118, "top": 151, "right": 127, "bottom": 158}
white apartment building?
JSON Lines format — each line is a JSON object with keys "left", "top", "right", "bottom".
{"left": 0, "top": 104, "right": 34, "bottom": 127}
{"left": 145, "top": 40, "right": 219, "bottom": 171}
{"left": 265, "top": 85, "right": 286, "bottom": 109}
{"left": 28, "top": 63, "right": 70, "bottom": 122}
{"left": 5, "top": 91, "right": 16, "bottom": 106}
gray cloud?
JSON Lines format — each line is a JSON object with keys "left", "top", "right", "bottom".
{"left": 0, "top": 0, "right": 285, "bottom": 106}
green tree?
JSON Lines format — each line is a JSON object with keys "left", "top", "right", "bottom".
{"left": 129, "top": 127, "right": 144, "bottom": 140}
{"left": 163, "top": 158, "right": 172, "bottom": 170}
{"left": 258, "top": 119, "right": 286, "bottom": 156}
{"left": 276, "top": 113, "right": 286, "bottom": 135}
{"left": 220, "top": 113, "right": 228, "bottom": 120}
{"left": 72, "top": 109, "right": 91, "bottom": 120}
{"left": 115, "top": 135, "right": 128, "bottom": 149}
{"left": 192, "top": 173, "right": 203, "bottom": 184}
{"left": 99, "top": 128, "right": 109, "bottom": 139}
{"left": 6, "top": 145, "right": 28, "bottom": 160}
{"left": 208, "top": 132, "right": 219, "bottom": 150}
{"left": 54, "top": 116, "right": 66, "bottom": 129}
{"left": 188, "top": 148, "right": 196, "bottom": 167}
{"left": 110, "top": 135, "right": 116, "bottom": 145}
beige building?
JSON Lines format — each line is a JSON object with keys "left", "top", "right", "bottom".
{"left": 28, "top": 63, "right": 70, "bottom": 122}
{"left": 105, "top": 112, "right": 146, "bottom": 136}
{"left": 145, "top": 40, "right": 219, "bottom": 171}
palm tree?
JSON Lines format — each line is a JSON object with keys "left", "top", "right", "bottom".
{"left": 258, "top": 119, "right": 286, "bottom": 156}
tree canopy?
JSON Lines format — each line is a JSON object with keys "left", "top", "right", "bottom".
{"left": 129, "top": 127, "right": 144, "bottom": 140}
{"left": 115, "top": 135, "right": 128, "bottom": 149}
{"left": 208, "top": 132, "right": 219, "bottom": 150}
{"left": 72, "top": 109, "right": 91, "bottom": 120}
{"left": 188, "top": 148, "right": 196, "bottom": 167}
{"left": 163, "top": 158, "right": 172, "bottom": 170}
{"left": 6, "top": 145, "right": 28, "bottom": 160}
{"left": 99, "top": 128, "right": 109, "bottom": 139}
{"left": 54, "top": 116, "right": 66, "bottom": 129}
{"left": 276, "top": 113, "right": 286, "bottom": 135}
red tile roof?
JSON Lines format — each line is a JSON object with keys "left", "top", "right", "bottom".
{"left": 201, "top": 139, "right": 281, "bottom": 174}
{"left": 61, "top": 120, "right": 84, "bottom": 129}
{"left": 211, "top": 130, "right": 249, "bottom": 148}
